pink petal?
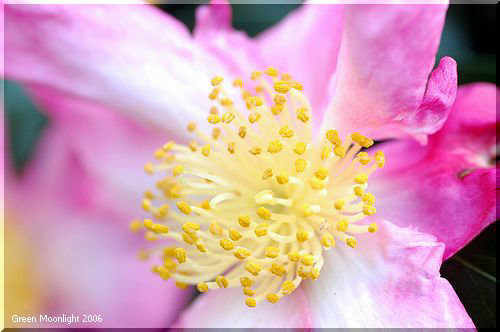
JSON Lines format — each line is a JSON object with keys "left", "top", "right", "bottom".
{"left": 255, "top": 4, "right": 344, "bottom": 119}
{"left": 5, "top": 184, "right": 190, "bottom": 328}
{"left": 173, "top": 287, "right": 313, "bottom": 328}
{"left": 322, "top": 4, "right": 454, "bottom": 140}
{"left": 4, "top": 4, "right": 228, "bottom": 133}
{"left": 303, "top": 220, "right": 474, "bottom": 328}
{"left": 371, "top": 83, "right": 498, "bottom": 259}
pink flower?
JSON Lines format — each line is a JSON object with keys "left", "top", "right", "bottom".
{"left": 3, "top": 1, "right": 497, "bottom": 328}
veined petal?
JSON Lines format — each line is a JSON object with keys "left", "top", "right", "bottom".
{"left": 303, "top": 220, "right": 474, "bottom": 328}
{"left": 322, "top": 4, "right": 453, "bottom": 140}
{"left": 173, "top": 287, "right": 313, "bottom": 328}
{"left": 255, "top": 3, "right": 344, "bottom": 120}
{"left": 4, "top": 4, "right": 229, "bottom": 132}
{"left": 371, "top": 83, "right": 498, "bottom": 259}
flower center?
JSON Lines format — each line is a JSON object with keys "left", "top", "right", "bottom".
{"left": 131, "top": 67, "right": 386, "bottom": 307}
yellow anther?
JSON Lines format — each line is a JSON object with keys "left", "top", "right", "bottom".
{"left": 209, "top": 221, "right": 223, "bottom": 237}
{"left": 163, "top": 247, "right": 177, "bottom": 257}
{"left": 296, "top": 230, "right": 309, "bottom": 243}
{"left": 269, "top": 263, "right": 287, "bottom": 276}
{"left": 200, "top": 200, "right": 211, "bottom": 210}
{"left": 255, "top": 85, "right": 265, "bottom": 93}
{"left": 281, "top": 73, "right": 292, "bottom": 81}
{"left": 249, "top": 96, "right": 263, "bottom": 107}
{"left": 287, "top": 251, "right": 300, "bottom": 262}
{"left": 240, "top": 277, "right": 253, "bottom": 288}
{"left": 129, "top": 220, "right": 142, "bottom": 232}
{"left": 238, "top": 215, "right": 251, "bottom": 228}
{"left": 254, "top": 223, "right": 269, "bottom": 237}
{"left": 268, "top": 140, "right": 283, "bottom": 154}
{"left": 368, "top": 223, "right": 378, "bottom": 233}
{"left": 279, "top": 125, "right": 294, "bottom": 138}
{"left": 243, "top": 287, "right": 256, "bottom": 296}
{"left": 309, "top": 176, "right": 324, "bottom": 190}
{"left": 152, "top": 224, "right": 169, "bottom": 234}
{"left": 245, "top": 297, "right": 257, "bottom": 308}
{"left": 262, "top": 168, "right": 273, "bottom": 180}
{"left": 265, "top": 246, "right": 280, "bottom": 258}
{"left": 274, "top": 94, "right": 287, "bottom": 104}
{"left": 154, "top": 148, "right": 165, "bottom": 160}
{"left": 182, "top": 222, "right": 200, "bottom": 234}
{"left": 245, "top": 261, "right": 262, "bottom": 276}
{"left": 188, "top": 141, "right": 197, "bottom": 151}
{"left": 362, "top": 193, "right": 376, "bottom": 205}
{"left": 197, "top": 282, "right": 209, "bottom": 292}
{"left": 250, "top": 71, "right": 262, "bottom": 80}
{"left": 314, "top": 167, "right": 329, "bottom": 180}
{"left": 298, "top": 266, "right": 310, "bottom": 279}
{"left": 267, "top": 293, "right": 279, "bottom": 303}
{"left": 274, "top": 80, "right": 291, "bottom": 94}
{"left": 221, "top": 112, "right": 235, "bottom": 124}
{"left": 357, "top": 152, "right": 371, "bottom": 165}
{"left": 187, "top": 122, "right": 197, "bottom": 132}
{"left": 326, "top": 129, "right": 341, "bottom": 145}
{"left": 211, "top": 76, "right": 224, "bottom": 86}
{"left": 212, "top": 127, "right": 221, "bottom": 140}
{"left": 209, "top": 106, "right": 219, "bottom": 115}
{"left": 238, "top": 126, "right": 247, "bottom": 138}
{"left": 321, "top": 234, "right": 335, "bottom": 248}
{"left": 145, "top": 232, "right": 157, "bottom": 242}
{"left": 177, "top": 201, "right": 192, "bottom": 215}
{"left": 207, "top": 114, "right": 221, "bottom": 124}
{"left": 143, "top": 219, "right": 154, "bottom": 230}
{"left": 354, "top": 186, "right": 364, "bottom": 197}
{"left": 201, "top": 144, "right": 210, "bottom": 157}
{"left": 295, "top": 158, "right": 307, "bottom": 172}
{"left": 301, "top": 254, "right": 315, "bottom": 266}
{"left": 281, "top": 281, "right": 296, "bottom": 295}
{"left": 334, "top": 199, "right": 345, "bottom": 210}
{"left": 144, "top": 190, "right": 154, "bottom": 200}
{"left": 216, "top": 275, "right": 229, "bottom": 288}
{"left": 163, "top": 141, "right": 175, "bottom": 151}
{"left": 157, "top": 266, "right": 171, "bottom": 280}
{"left": 242, "top": 90, "right": 252, "bottom": 100}
{"left": 363, "top": 205, "right": 377, "bottom": 216}
{"left": 182, "top": 232, "right": 198, "bottom": 245}
{"left": 336, "top": 220, "right": 349, "bottom": 232}
{"left": 334, "top": 145, "right": 346, "bottom": 158}
{"left": 265, "top": 66, "right": 279, "bottom": 76}
{"left": 174, "top": 248, "right": 187, "bottom": 263}
{"left": 375, "top": 151, "right": 386, "bottom": 168}
{"left": 311, "top": 268, "right": 320, "bottom": 280}
{"left": 220, "top": 238, "right": 234, "bottom": 251}
{"left": 144, "top": 163, "right": 154, "bottom": 174}
{"left": 195, "top": 240, "right": 207, "bottom": 253}
{"left": 248, "top": 112, "right": 261, "bottom": 123}
{"left": 209, "top": 88, "right": 219, "bottom": 100}
{"left": 232, "top": 78, "right": 243, "bottom": 87}
{"left": 233, "top": 247, "right": 252, "bottom": 260}
{"left": 294, "top": 142, "right": 307, "bottom": 155}
{"left": 271, "top": 103, "right": 284, "bottom": 115}
{"left": 257, "top": 207, "right": 272, "bottom": 220}
{"left": 220, "top": 98, "right": 233, "bottom": 107}
{"left": 351, "top": 132, "right": 374, "bottom": 148}
{"left": 276, "top": 174, "right": 289, "bottom": 185}
{"left": 346, "top": 237, "right": 358, "bottom": 248}
{"left": 291, "top": 81, "right": 303, "bottom": 90}
{"left": 296, "top": 107, "right": 310, "bottom": 123}
{"left": 354, "top": 173, "right": 368, "bottom": 184}
{"left": 227, "top": 142, "right": 235, "bottom": 154}
{"left": 154, "top": 205, "right": 169, "bottom": 219}
{"left": 142, "top": 198, "right": 152, "bottom": 211}
{"left": 138, "top": 249, "right": 149, "bottom": 261}
{"left": 229, "top": 228, "right": 242, "bottom": 241}
{"left": 173, "top": 165, "right": 184, "bottom": 177}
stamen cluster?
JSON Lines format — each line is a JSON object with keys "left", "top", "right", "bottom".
{"left": 131, "top": 67, "right": 386, "bottom": 307}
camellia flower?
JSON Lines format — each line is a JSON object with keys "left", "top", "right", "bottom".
{"left": 3, "top": 0, "right": 497, "bottom": 328}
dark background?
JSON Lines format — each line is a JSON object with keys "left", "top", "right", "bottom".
{"left": 4, "top": 3, "right": 497, "bottom": 328}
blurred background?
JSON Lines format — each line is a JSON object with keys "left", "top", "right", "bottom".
{"left": 3, "top": 3, "right": 497, "bottom": 328}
